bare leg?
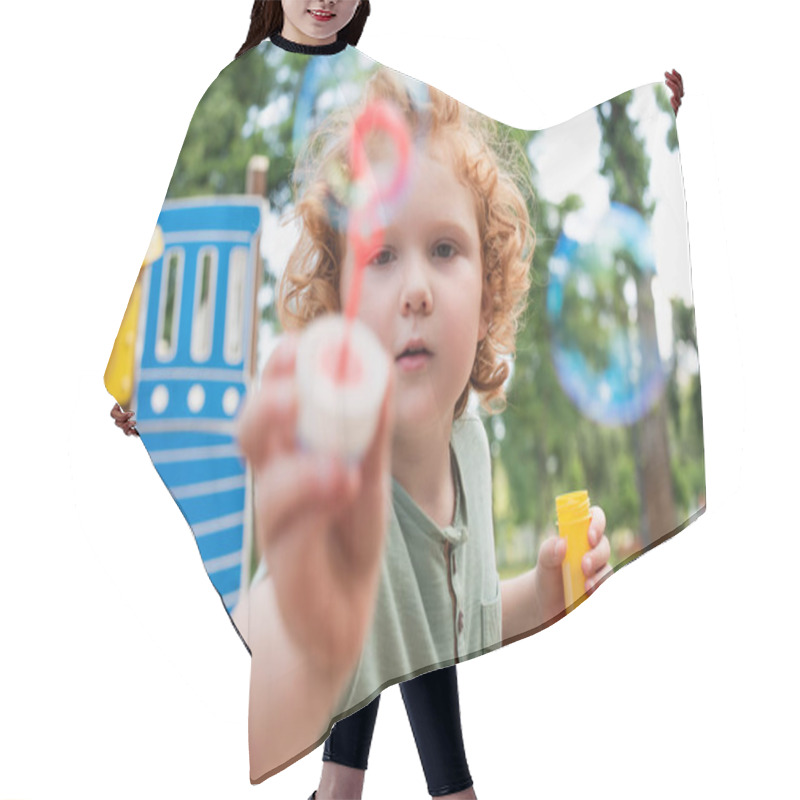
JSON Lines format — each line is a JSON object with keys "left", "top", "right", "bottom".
{"left": 316, "top": 762, "right": 366, "bottom": 800}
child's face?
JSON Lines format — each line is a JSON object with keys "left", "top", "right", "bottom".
{"left": 281, "top": 0, "right": 361, "bottom": 44}
{"left": 339, "top": 146, "right": 490, "bottom": 436}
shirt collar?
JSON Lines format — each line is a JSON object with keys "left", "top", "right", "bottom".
{"left": 270, "top": 32, "right": 348, "bottom": 55}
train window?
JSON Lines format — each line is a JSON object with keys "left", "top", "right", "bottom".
{"left": 191, "top": 247, "right": 218, "bottom": 362}
{"left": 224, "top": 247, "right": 248, "bottom": 365}
{"left": 156, "top": 249, "right": 183, "bottom": 362}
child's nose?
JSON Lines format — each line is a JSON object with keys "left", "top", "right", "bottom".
{"left": 400, "top": 264, "right": 433, "bottom": 315}
{"left": 403, "top": 292, "right": 430, "bottom": 314}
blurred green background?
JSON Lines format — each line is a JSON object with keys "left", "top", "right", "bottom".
{"left": 165, "top": 45, "right": 705, "bottom": 579}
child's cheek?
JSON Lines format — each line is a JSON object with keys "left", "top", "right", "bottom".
{"left": 357, "top": 276, "right": 395, "bottom": 353}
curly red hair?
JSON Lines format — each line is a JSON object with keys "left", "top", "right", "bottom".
{"left": 277, "top": 67, "right": 535, "bottom": 419}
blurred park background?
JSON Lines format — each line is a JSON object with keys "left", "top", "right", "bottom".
{"left": 162, "top": 43, "right": 705, "bottom": 580}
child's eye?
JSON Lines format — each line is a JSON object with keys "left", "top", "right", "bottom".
{"left": 368, "top": 248, "right": 395, "bottom": 267}
{"left": 433, "top": 242, "right": 457, "bottom": 259}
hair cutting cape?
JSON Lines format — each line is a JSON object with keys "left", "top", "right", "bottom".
{"left": 105, "top": 35, "right": 704, "bottom": 783}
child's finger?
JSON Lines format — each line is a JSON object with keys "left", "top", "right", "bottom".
{"left": 261, "top": 332, "right": 300, "bottom": 384}
{"left": 236, "top": 376, "right": 299, "bottom": 468}
{"left": 664, "top": 71, "right": 682, "bottom": 93}
{"left": 539, "top": 535, "right": 567, "bottom": 569}
{"left": 582, "top": 533, "right": 610, "bottom": 577}
{"left": 587, "top": 563, "right": 613, "bottom": 590}
{"left": 114, "top": 413, "right": 137, "bottom": 435}
{"left": 253, "top": 451, "right": 356, "bottom": 551}
{"left": 588, "top": 505, "right": 606, "bottom": 541}
{"left": 587, "top": 509, "right": 606, "bottom": 548}
{"left": 667, "top": 81, "right": 682, "bottom": 103}
{"left": 585, "top": 564, "right": 613, "bottom": 594}
{"left": 236, "top": 334, "right": 301, "bottom": 466}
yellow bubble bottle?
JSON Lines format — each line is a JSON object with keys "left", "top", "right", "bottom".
{"left": 556, "top": 490, "right": 592, "bottom": 609}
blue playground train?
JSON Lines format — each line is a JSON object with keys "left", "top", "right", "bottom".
{"left": 128, "top": 196, "right": 264, "bottom": 612}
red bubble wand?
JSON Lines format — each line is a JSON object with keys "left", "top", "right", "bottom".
{"left": 336, "top": 101, "right": 411, "bottom": 382}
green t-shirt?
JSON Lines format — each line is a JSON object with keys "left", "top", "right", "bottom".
{"left": 334, "top": 410, "right": 502, "bottom": 718}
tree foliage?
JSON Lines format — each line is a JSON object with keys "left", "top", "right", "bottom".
{"left": 164, "top": 53, "right": 705, "bottom": 571}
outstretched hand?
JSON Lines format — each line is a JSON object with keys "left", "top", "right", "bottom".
{"left": 236, "top": 332, "right": 395, "bottom": 680}
{"left": 110, "top": 402, "right": 139, "bottom": 437}
{"left": 665, "top": 69, "right": 684, "bottom": 116}
{"left": 534, "top": 505, "right": 612, "bottom": 621}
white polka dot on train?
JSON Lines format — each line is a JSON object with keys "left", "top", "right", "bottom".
{"left": 187, "top": 384, "right": 205, "bottom": 413}
{"left": 150, "top": 385, "right": 168, "bottom": 414}
{"left": 295, "top": 314, "right": 389, "bottom": 463}
{"left": 222, "top": 386, "right": 240, "bottom": 416}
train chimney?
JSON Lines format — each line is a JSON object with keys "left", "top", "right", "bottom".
{"left": 245, "top": 155, "right": 269, "bottom": 197}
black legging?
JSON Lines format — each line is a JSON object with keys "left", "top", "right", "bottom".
{"left": 323, "top": 665, "right": 473, "bottom": 797}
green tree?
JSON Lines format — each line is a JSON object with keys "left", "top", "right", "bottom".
{"left": 596, "top": 91, "right": 677, "bottom": 546}
{"left": 490, "top": 128, "right": 640, "bottom": 568}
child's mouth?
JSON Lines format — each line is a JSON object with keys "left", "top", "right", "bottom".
{"left": 396, "top": 348, "right": 433, "bottom": 371}
{"left": 308, "top": 9, "right": 335, "bottom": 21}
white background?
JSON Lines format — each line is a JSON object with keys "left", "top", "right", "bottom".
{"left": 1, "top": 1, "right": 797, "bottom": 798}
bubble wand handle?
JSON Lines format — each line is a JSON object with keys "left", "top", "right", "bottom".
{"left": 337, "top": 101, "right": 411, "bottom": 381}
